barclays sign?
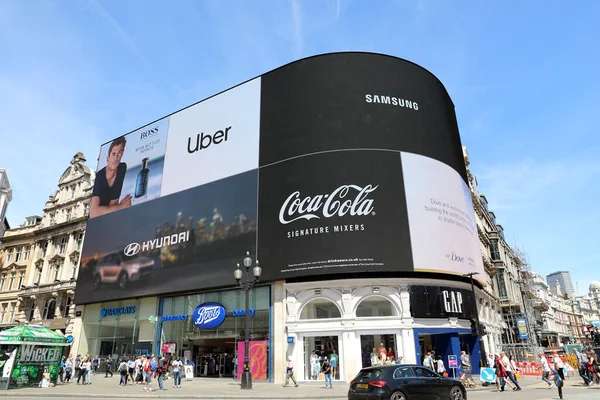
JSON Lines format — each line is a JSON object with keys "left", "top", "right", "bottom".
{"left": 193, "top": 302, "right": 226, "bottom": 330}
{"left": 100, "top": 306, "right": 136, "bottom": 318}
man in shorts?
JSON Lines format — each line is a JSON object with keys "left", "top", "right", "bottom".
{"left": 143, "top": 355, "right": 153, "bottom": 392}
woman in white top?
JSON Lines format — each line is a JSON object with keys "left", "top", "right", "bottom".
{"left": 82, "top": 357, "right": 92, "bottom": 384}
{"left": 436, "top": 356, "right": 446, "bottom": 376}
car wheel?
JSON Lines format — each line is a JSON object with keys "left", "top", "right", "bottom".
{"left": 450, "top": 386, "right": 464, "bottom": 400}
{"left": 390, "top": 391, "right": 406, "bottom": 400}
{"left": 118, "top": 272, "right": 128, "bottom": 290}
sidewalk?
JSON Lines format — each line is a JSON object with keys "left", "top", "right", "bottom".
{"left": 0, "top": 373, "right": 543, "bottom": 398}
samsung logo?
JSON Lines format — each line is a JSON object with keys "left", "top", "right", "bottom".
{"left": 365, "top": 94, "right": 419, "bottom": 111}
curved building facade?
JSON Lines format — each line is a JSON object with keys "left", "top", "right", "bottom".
{"left": 73, "top": 52, "right": 488, "bottom": 383}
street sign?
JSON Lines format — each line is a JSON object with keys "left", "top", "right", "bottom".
{"left": 480, "top": 367, "right": 496, "bottom": 383}
{"left": 448, "top": 355, "right": 458, "bottom": 369}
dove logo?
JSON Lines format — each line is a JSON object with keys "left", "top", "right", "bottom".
{"left": 193, "top": 303, "right": 226, "bottom": 329}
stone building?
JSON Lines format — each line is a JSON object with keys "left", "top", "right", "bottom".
{"left": 0, "top": 153, "right": 94, "bottom": 335}
{"left": 0, "top": 168, "right": 11, "bottom": 238}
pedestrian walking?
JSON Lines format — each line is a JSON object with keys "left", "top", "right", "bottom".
{"left": 74, "top": 354, "right": 82, "bottom": 384}
{"left": 82, "top": 356, "right": 92, "bottom": 384}
{"left": 171, "top": 357, "right": 182, "bottom": 388}
{"left": 322, "top": 357, "right": 333, "bottom": 389}
{"left": 459, "top": 351, "right": 476, "bottom": 387}
{"left": 500, "top": 352, "right": 521, "bottom": 391}
{"left": 59, "top": 356, "right": 65, "bottom": 384}
{"left": 155, "top": 357, "right": 166, "bottom": 390}
{"left": 552, "top": 351, "right": 566, "bottom": 400}
{"left": 118, "top": 359, "right": 129, "bottom": 386}
{"left": 494, "top": 353, "right": 515, "bottom": 391}
{"left": 92, "top": 355, "right": 100, "bottom": 375}
{"left": 127, "top": 358, "right": 136, "bottom": 385}
{"left": 105, "top": 356, "right": 113, "bottom": 378}
{"left": 538, "top": 352, "right": 554, "bottom": 389}
{"left": 142, "top": 355, "right": 153, "bottom": 392}
{"left": 64, "top": 356, "right": 73, "bottom": 383}
{"left": 282, "top": 356, "right": 298, "bottom": 387}
{"left": 575, "top": 349, "right": 592, "bottom": 386}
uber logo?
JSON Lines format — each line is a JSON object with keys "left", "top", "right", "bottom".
{"left": 187, "top": 126, "right": 232, "bottom": 154}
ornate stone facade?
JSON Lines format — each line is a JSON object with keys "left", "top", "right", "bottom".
{"left": 0, "top": 153, "right": 94, "bottom": 333}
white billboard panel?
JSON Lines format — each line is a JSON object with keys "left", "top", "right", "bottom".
{"left": 401, "top": 151, "right": 485, "bottom": 278}
{"left": 160, "top": 78, "right": 261, "bottom": 197}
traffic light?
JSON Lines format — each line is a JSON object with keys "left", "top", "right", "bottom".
{"left": 480, "top": 323, "right": 487, "bottom": 336}
{"left": 471, "top": 319, "right": 478, "bottom": 336}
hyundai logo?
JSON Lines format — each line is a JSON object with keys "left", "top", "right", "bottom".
{"left": 124, "top": 242, "right": 141, "bottom": 256}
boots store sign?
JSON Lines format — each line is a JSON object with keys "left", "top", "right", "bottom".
{"left": 76, "top": 53, "right": 485, "bottom": 305}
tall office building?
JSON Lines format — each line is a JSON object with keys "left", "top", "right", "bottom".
{"left": 547, "top": 271, "right": 575, "bottom": 297}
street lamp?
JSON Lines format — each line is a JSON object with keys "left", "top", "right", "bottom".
{"left": 234, "top": 251, "right": 261, "bottom": 390}
{"left": 463, "top": 272, "right": 487, "bottom": 370}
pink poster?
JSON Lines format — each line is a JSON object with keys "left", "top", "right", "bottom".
{"left": 237, "top": 340, "right": 268, "bottom": 380}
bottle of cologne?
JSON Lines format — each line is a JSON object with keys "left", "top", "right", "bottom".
{"left": 135, "top": 157, "right": 150, "bottom": 198}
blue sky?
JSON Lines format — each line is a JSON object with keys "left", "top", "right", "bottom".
{"left": 1, "top": 1, "right": 599, "bottom": 294}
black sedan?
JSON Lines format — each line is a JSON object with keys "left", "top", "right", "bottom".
{"left": 348, "top": 364, "right": 467, "bottom": 400}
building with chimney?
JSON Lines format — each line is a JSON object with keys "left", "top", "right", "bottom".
{"left": 0, "top": 153, "right": 94, "bottom": 337}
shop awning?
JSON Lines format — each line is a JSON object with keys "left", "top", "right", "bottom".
{"left": 0, "top": 324, "right": 69, "bottom": 346}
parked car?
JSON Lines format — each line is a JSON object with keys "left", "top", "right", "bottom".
{"left": 348, "top": 364, "right": 466, "bottom": 400}
{"left": 93, "top": 251, "right": 154, "bottom": 290}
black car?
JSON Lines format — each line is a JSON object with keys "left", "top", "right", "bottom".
{"left": 349, "top": 364, "right": 466, "bottom": 400}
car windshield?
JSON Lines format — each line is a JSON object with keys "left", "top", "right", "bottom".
{"left": 355, "top": 368, "right": 383, "bottom": 381}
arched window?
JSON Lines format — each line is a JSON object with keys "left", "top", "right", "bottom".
{"left": 299, "top": 298, "right": 341, "bottom": 320}
{"left": 43, "top": 298, "right": 56, "bottom": 320}
{"left": 356, "top": 296, "right": 396, "bottom": 317}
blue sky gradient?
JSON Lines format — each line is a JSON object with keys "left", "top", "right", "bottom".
{"left": 1, "top": 1, "right": 598, "bottom": 293}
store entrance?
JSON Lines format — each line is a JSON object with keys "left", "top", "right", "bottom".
{"left": 360, "top": 334, "right": 397, "bottom": 367}
{"left": 192, "top": 338, "right": 237, "bottom": 378}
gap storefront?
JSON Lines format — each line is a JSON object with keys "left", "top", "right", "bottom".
{"left": 157, "top": 285, "right": 271, "bottom": 380}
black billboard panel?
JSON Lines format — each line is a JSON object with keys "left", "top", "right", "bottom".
{"left": 259, "top": 53, "right": 467, "bottom": 183}
{"left": 75, "top": 170, "right": 257, "bottom": 304}
{"left": 258, "top": 150, "right": 413, "bottom": 280}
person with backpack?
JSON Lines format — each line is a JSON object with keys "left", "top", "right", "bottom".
{"left": 119, "top": 359, "right": 129, "bottom": 386}
{"left": 143, "top": 355, "right": 153, "bottom": 392}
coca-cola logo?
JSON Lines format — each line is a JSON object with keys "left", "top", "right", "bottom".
{"left": 279, "top": 184, "right": 378, "bottom": 224}
{"left": 193, "top": 302, "right": 226, "bottom": 329}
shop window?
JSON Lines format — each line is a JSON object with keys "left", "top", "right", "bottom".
{"left": 299, "top": 298, "right": 341, "bottom": 320}
{"left": 304, "top": 336, "right": 340, "bottom": 380}
{"left": 356, "top": 296, "right": 396, "bottom": 317}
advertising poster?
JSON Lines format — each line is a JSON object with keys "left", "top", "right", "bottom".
{"left": 76, "top": 53, "right": 484, "bottom": 305}
{"left": 75, "top": 170, "right": 257, "bottom": 304}
{"left": 516, "top": 317, "right": 529, "bottom": 339}
{"left": 237, "top": 341, "right": 267, "bottom": 380}
{"left": 90, "top": 117, "right": 169, "bottom": 218}
{"left": 161, "top": 342, "right": 176, "bottom": 354}
{"left": 402, "top": 152, "right": 484, "bottom": 277}
{"left": 160, "top": 78, "right": 261, "bottom": 197}
{"left": 258, "top": 151, "right": 413, "bottom": 279}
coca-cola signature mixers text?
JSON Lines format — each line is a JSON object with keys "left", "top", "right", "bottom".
{"left": 279, "top": 184, "right": 378, "bottom": 224}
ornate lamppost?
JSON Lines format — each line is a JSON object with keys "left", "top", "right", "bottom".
{"left": 234, "top": 251, "right": 261, "bottom": 390}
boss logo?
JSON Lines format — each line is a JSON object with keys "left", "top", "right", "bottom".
{"left": 140, "top": 127, "right": 159, "bottom": 140}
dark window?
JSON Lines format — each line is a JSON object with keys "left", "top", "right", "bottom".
{"left": 354, "top": 368, "right": 383, "bottom": 381}
{"left": 414, "top": 367, "right": 438, "bottom": 378}
{"left": 497, "top": 270, "right": 508, "bottom": 299}
{"left": 392, "top": 366, "right": 416, "bottom": 379}
{"left": 490, "top": 239, "right": 501, "bottom": 261}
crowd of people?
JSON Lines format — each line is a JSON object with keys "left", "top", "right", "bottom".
{"left": 55, "top": 353, "right": 191, "bottom": 392}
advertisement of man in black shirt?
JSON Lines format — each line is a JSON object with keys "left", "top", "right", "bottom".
{"left": 90, "top": 136, "right": 132, "bottom": 218}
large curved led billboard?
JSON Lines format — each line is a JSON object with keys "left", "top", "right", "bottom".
{"left": 75, "top": 52, "right": 483, "bottom": 305}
